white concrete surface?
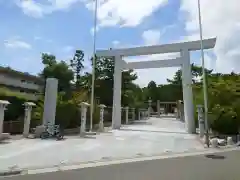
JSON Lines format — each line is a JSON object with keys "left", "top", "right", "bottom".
{"left": 0, "top": 118, "right": 203, "bottom": 171}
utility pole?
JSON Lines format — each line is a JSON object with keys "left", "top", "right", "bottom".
{"left": 90, "top": 0, "right": 98, "bottom": 132}
{"left": 197, "top": 0, "right": 210, "bottom": 147}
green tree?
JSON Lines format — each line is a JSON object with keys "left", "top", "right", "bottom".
{"left": 40, "top": 53, "right": 74, "bottom": 93}
{"left": 70, "top": 50, "right": 85, "bottom": 89}
{"left": 147, "top": 81, "right": 158, "bottom": 101}
{"left": 86, "top": 56, "right": 138, "bottom": 106}
{"left": 167, "top": 64, "right": 213, "bottom": 84}
{"left": 194, "top": 72, "right": 240, "bottom": 134}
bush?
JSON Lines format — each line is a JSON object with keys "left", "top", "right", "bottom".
{"left": 0, "top": 95, "right": 26, "bottom": 122}
{"left": 208, "top": 105, "right": 239, "bottom": 135}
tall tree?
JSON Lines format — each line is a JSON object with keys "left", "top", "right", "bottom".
{"left": 86, "top": 56, "right": 138, "bottom": 106}
{"left": 70, "top": 50, "right": 85, "bottom": 89}
{"left": 147, "top": 81, "right": 158, "bottom": 101}
{"left": 40, "top": 53, "right": 74, "bottom": 93}
{"left": 167, "top": 63, "right": 213, "bottom": 85}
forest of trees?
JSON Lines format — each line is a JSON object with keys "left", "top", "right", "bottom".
{"left": 1, "top": 50, "right": 240, "bottom": 135}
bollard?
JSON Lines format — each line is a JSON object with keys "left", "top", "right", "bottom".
{"left": 125, "top": 107, "right": 129, "bottom": 124}
{"left": 23, "top": 102, "right": 36, "bottom": 138}
{"left": 0, "top": 100, "right": 10, "bottom": 136}
{"left": 80, "top": 102, "right": 90, "bottom": 137}
{"left": 197, "top": 105, "right": 205, "bottom": 138}
{"left": 99, "top": 104, "right": 106, "bottom": 132}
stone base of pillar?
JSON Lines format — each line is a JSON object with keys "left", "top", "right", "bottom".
{"left": 80, "top": 131, "right": 97, "bottom": 138}
{"left": 99, "top": 122, "right": 104, "bottom": 132}
{"left": 0, "top": 133, "right": 10, "bottom": 141}
{"left": 34, "top": 125, "right": 46, "bottom": 138}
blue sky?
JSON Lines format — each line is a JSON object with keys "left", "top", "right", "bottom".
{"left": 0, "top": 0, "right": 239, "bottom": 87}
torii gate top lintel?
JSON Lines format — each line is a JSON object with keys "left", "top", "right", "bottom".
{"left": 96, "top": 38, "right": 216, "bottom": 57}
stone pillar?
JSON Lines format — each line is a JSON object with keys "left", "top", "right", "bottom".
{"left": 42, "top": 78, "right": 58, "bottom": 126}
{"left": 112, "top": 55, "right": 122, "bottom": 129}
{"left": 227, "top": 137, "right": 234, "bottom": 146}
{"left": 197, "top": 105, "right": 205, "bottom": 138}
{"left": 138, "top": 109, "right": 141, "bottom": 120}
{"left": 179, "top": 101, "right": 184, "bottom": 122}
{"left": 80, "top": 102, "right": 89, "bottom": 137}
{"left": 148, "top": 99, "right": 152, "bottom": 118}
{"left": 99, "top": 104, "right": 106, "bottom": 132}
{"left": 144, "top": 110, "right": 147, "bottom": 119}
{"left": 0, "top": 100, "right": 10, "bottom": 135}
{"left": 132, "top": 108, "right": 135, "bottom": 121}
{"left": 125, "top": 107, "right": 129, "bottom": 124}
{"left": 23, "top": 102, "right": 36, "bottom": 138}
{"left": 176, "top": 101, "right": 180, "bottom": 119}
{"left": 157, "top": 100, "right": 160, "bottom": 118}
{"left": 181, "top": 50, "right": 195, "bottom": 133}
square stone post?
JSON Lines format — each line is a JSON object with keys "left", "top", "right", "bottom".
{"left": 80, "top": 102, "right": 89, "bottom": 137}
{"left": 181, "top": 50, "right": 195, "bottom": 133}
{"left": 125, "top": 107, "right": 129, "bottom": 124}
{"left": 0, "top": 100, "right": 10, "bottom": 135}
{"left": 42, "top": 78, "right": 58, "bottom": 126}
{"left": 138, "top": 109, "right": 141, "bottom": 120}
{"left": 196, "top": 105, "right": 205, "bottom": 138}
{"left": 112, "top": 55, "right": 123, "bottom": 129}
{"left": 148, "top": 99, "right": 152, "bottom": 118}
{"left": 157, "top": 100, "right": 160, "bottom": 118}
{"left": 99, "top": 104, "right": 106, "bottom": 132}
{"left": 23, "top": 102, "right": 36, "bottom": 138}
{"left": 178, "top": 100, "right": 185, "bottom": 122}
{"left": 132, "top": 108, "right": 135, "bottom": 121}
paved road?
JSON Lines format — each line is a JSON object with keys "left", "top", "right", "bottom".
{"left": 2, "top": 149, "right": 240, "bottom": 180}
{"left": 0, "top": 118, "right": 203, "bottom": 171}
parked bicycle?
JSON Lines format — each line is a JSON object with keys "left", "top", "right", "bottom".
{"left": 40, "top": 123, "right": 64, "bottom": 140}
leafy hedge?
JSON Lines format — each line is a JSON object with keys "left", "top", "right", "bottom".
{"left": 32, "top": 90, "right": 101, "bottom": 129}
{"left": 193, "top": 73, "right": 240, "bottom": 135}
{"left": 0, "top": 87, "right": 28, "bottom": 122}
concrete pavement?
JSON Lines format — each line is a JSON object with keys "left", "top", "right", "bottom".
{"left": 0, "top": 117, "right": 204, "bottom": 171}
{"left": 2, "top": 148, "right": 240, "bottom": 180}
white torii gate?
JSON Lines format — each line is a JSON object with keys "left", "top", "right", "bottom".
{"left": 96, "top": 38, "right": 216, "bottom": 134}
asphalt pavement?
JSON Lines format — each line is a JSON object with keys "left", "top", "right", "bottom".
{"left": 2, "top": 149, "right": 240, "bottom": 180}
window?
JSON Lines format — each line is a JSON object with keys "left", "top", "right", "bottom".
{"left": 21, "top": 80, "right": 26, "bottom": 83}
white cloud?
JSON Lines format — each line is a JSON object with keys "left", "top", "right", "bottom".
{"left": 34, "top": 36, "right": 42, "bottom": 40}
{"left": 63, "top": 45, "right": 74, "bottom": 53}
{"left": 142, "top": 29, "right": 161, "bottom": 45}
{"left": 4, "top": 38, "right": 32, "bottom": 49}
{"left": 85, "top": 0, "right": 168, "bottom": 27}
{"left": 180, "top": 0, "right": 240, "bottom": 73}
{"left": 15, "top": 0, "right": 81, "bottom": 18}
{"left": 112, "top": 40, "right": 120, "bottom": 47}
{"left": 15, "top": 0, "right": 47, "bottom": 18}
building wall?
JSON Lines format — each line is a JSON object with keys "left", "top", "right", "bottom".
{"left": 0, "top": 72, "right": 44, "bottom": 101}
{"left": 0, "top": 74, "right": 43, "bottom": 91}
